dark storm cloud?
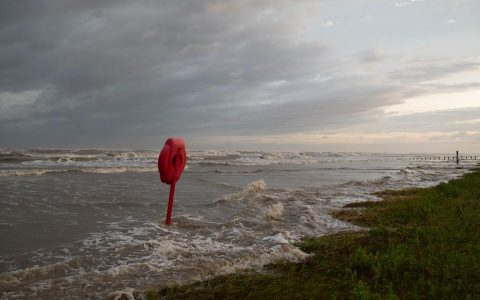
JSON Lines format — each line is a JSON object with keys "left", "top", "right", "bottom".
{"left": 0, "top": 0, "right": 478, "bottom": 148}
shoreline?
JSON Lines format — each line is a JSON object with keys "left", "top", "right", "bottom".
{"left": 130, "top": 166, "right": 480, "bottom": 300}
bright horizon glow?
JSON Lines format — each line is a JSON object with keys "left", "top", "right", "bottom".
{"left": 383, "top": 89, "right": 480, "bottom": 115}
{"left": 187, "top": 130, "right": 480, "bottom": 153}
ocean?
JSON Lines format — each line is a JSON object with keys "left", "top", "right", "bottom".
{"left": 0, "top": 149, "right": 477, "bottom": 299}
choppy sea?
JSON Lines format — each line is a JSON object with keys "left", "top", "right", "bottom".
{"left": 0, "top": 149, "right": 477, "bottom": 299}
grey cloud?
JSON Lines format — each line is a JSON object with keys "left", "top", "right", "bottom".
{"left": 0, "top": 0, "right": 479, "bottom": 148}
{"left": 388, "top": 60, "right": 480, "bottom": 83}
{"left": 357, "top": 49, "right": 385, "bottom": 64}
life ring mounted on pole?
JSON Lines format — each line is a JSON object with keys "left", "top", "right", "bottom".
{"left": 158, "top": 138, "right": 187, "bottom": 225}
{"left": 158, "top": 138, "right": 187, "bottom": 184}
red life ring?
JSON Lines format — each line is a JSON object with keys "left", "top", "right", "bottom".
{"left": 158, "top": 138, "right": 187, "bottom": 184}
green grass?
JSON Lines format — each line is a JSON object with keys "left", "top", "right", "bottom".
{"left": 147, "top": 170, "right": 480, "bottom": 299}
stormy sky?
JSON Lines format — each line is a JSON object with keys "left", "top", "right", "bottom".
{"left": 0, "top": 0, "right": 479, "bottom": 152}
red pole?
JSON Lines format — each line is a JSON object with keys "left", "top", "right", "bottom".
{"left": 166, "top": 180, "right": 176, "bottom": 225}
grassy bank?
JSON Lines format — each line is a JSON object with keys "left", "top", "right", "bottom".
{"left": 148, "top": 169, "right": 480, "bottom": 299}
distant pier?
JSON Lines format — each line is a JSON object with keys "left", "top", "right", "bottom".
{"left": 407, "top": 151, "right": 478, "bottom": 164}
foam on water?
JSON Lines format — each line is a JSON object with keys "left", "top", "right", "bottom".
{"left": 264, "top": 203, "right": 284, "bottom": 220}
{"left": 0, "top": 149, "right": 424, "bottom": 176}
{"left": 0, "top": 167, "right": 158, "bottom": 176}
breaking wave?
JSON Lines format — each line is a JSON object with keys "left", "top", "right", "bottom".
{"left": 0, "top": 167, "right": 157, "bottom": 176}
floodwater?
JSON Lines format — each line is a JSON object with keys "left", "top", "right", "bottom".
{"left": 0, "top": 149, "right": 476, "bottom": 299}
